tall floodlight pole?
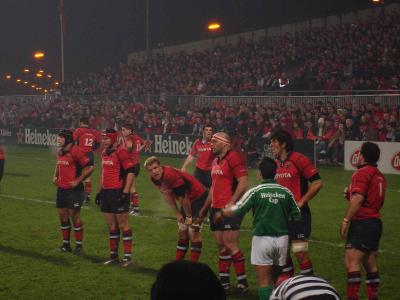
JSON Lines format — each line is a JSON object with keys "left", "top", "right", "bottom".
{"left": 59, "top": 0, "right": 65, "bottom": 83}
{"left": 146, "top": 0, "right": 149, "bottom": 51}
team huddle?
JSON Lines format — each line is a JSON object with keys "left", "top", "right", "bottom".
{"left": 53, "top": 120, "right": 385, "bottom": 300}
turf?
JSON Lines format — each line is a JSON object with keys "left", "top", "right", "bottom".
{"left": 0, "top": 145, "right": 399, "bottom": 299}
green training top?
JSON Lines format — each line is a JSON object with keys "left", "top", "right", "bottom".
{"left": 232, "top": 179, "right": 301, "bottom": 236}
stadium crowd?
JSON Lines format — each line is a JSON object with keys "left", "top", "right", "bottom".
{"left": 60, "top": 11, "right": 400, "bottom": 96}
{"left": 1, "top": 94, "right": 400, "bottom": 166}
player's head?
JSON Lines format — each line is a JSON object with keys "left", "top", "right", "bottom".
{"left": 270, "top": 130, "right": 294, "bottom": 157}
{"left": 79, "top": 117, "right": 89, "bottom": 127}
{"left": 101, "top": 128, "right": 118, "bottom": 147}
{"left": 359, "top": 142, "right": 380, "bottom": 166}
{"left": 258, "top": 156, "right": 277, "bottom": 180}
{"left": 144, "top": 156, "right": 163, "bottom": 181}
{"left": 121, "top": 123, "right": 134, "bottom": 137}
{"left": 211, "top": 132, "right": 231, "bottom": 155}
{"left": 203, "top": 124, "right": 214, "bottom": 140}
{"left": 151, "top": 260, "right": 226, "bottom": 300}
{"left": 57, "top": 129, "right": 73, "bottom": 147}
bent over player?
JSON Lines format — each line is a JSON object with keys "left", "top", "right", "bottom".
{"left": 96, "top": 128, "right": 136, "bottom": 267}
{"left": 270, "top": 130, "right": 323, "bottom": 281}
{"left": 341, "top": 142, "right": 386, "bottom": 300}
{"left": 53, "top": 130, "right": 94, "bottom": 254}
{"left": 0, "top": 145, "right": 5, "bottom": 191}
{"left": 145, "top": 156, "right": 207, "bottom": 262}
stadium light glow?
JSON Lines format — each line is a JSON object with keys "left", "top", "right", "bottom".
{"left": 54, "top": 81, "right": 60, "bottom": 86}
{"left": 16, "top": 78, "right": 22, "bottom": 83}
{"left": 23, "top": 68, "right": 30, "bottom": 73}
{"left": 38, "top": 70, "right": 44, "bottom": 73}
{"left": 372, "top": 0, "right": 383, "bottom": 3}
{"left": 36, "top": 73, "right": 43, "bottom": 78}
{"left": 5, "top": 75, "right": 12, "bottom": 79}
{"left": 47, "top": 74, "right": 52, "bottom": 78}
{"left": 24, "top": 81, "right": 28, "bottom": 85}
{"left": 31, "top": 84, "right": 36, "bottom": 88}
{"left": 208, "top": 22, "right": 221, "bottom": 31}
{"left": 33, "top": 51, "right": 45, "bottom": 59}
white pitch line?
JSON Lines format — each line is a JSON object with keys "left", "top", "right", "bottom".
{"left": 0, "top": 193, "right": 397, "bottom": 255}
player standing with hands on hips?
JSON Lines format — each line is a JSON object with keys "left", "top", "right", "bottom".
{"left": 341, "top": 142, "right": 385, "bottom": 300}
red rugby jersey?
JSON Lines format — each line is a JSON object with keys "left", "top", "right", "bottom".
{"left": 73, "top": 127, "right": 98, "bottom": 153}
{"left": 190, "top": 139, "right": 215, "bottom": 171}
{"left": 101, "top": 146, "right": 136, "bottom": 189}
{"left": 56, "top": 145, "right": 91, "bottom": 189}
{"left": 152, "top": 166, "right": 205, "bottom": 203}
{"left": 211, "top": 150, "right": 248, "bottom": 208}
{"left": 120, "top": 133, "right": 144, "bottom": 165}
{"left": 0, "top": 146, "right": 4, "bottom": 160}
{"left": 349, "top": 164, "right": 386, "bottom": 220}
{"left": 275, "top": 152, "right": 318, "bottom": 203}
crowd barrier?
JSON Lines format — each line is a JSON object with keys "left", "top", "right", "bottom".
{"left": 0, "top": 127, "right": 315, "bottom": 164}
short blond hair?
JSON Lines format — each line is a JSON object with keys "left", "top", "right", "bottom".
{"left": 144, "top": 156, "right": 161, "bottom": 169}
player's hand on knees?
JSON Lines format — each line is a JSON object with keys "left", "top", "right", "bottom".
{"left": 185, "top": 215, "right": 193, "bottom": 225}
{"left": 176, "top": 213, "right": 185, "bottom": 224}
{"left": 52, "top": 176, "right": 58, "bottom": 185}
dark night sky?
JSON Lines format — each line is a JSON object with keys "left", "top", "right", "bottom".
{"left": 0, "top": 0, "right": 390, "bottom": 94}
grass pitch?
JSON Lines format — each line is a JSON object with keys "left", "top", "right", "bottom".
{"left": 0, "top": 145, "right": 399, "bottom": 299}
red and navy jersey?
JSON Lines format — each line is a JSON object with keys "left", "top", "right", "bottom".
{"left": 275, "top": 152, "right": 319, "bottom": 203}
{"left": 101, "top": 146, "right": 136, "bottom": 189}
{"left": 0, "top": 146, "right": 4, "bottom": 160}
{"left": 73, "top": 127, "right": 98, "bottom": 153}
{"left": 56, "top": 145, "right": 92, "bottom": 189}
{"left": 190, "top": 139, "right": 215, "bottom": 171}
{"left": 211, "top": 150, "right": 248, "bottom": 208}
{"left": 349, "top": 164, "right": 386, "bottom": 220}
{"left": 120, "top": 133, "right": 144, "bottom": 165}
{"left": 151, "top": 166, "right": 205, "bottom": 203}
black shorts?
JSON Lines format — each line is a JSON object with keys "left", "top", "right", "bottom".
{"left": 209, "top": 207, "right": 243, "bottom": 231}
{"left": 289, "top": 204, "right": 312, "bottom": 240}
{"left": 132, "top": 163, "right": 140, "bottom": 177}
{"left": 179, "top": 192, "right": 208, "bottom": 219}
{"left": 86, "top": 151, "right": 94, "bottom": 163}
{"left": 100, "top": 189, "right": 129, "bottom": 214}
{"left": 56, "top": 188, "right": 84, "bottom": 209}
{"left": 194, "top": 167, "right": 212, "bottom": 188}
{"left": 346, "top": 218, "right": 382, "bottom": 252}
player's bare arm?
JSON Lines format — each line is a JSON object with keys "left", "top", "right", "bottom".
{"left": 199, "top": 191, "right": 211, "bottom": 219}
{"left": 181, "top": 154, "right": 195, "bottom": 172}
{"left": 52, "top": 165, "right": 59, "bottom": 185}
{"left": 164, "top": 196, "right": 184, "bottom": 223}
{"left": 298, "top": 179, "right": 323, "bottom": 208}
{"left": 176, "top": 194, "right": 192, "bottom": 224}
{"left": 228, "top": 175, "right": 248, "bottom": 206}
{"left": 70, "top": 165, "right": 94, "bottom": 188}
{"left": 340, "top": 193, "right": 364, "bottom": 239}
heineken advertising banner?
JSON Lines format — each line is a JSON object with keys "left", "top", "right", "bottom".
{"left": 1, "top": 127, "right": 315, "bottom": 163}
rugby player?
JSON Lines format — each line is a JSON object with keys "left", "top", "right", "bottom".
{"left": 0, "top": 145, "right": 5, "bottom": 192}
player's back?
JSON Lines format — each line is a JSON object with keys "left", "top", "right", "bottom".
{"left": 74, "top": 127, "right": 97, "bottom": 153}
